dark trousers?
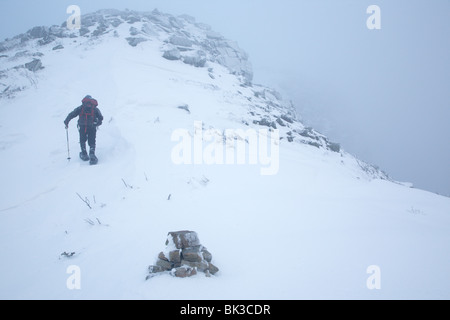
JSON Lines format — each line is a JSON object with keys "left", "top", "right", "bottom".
{"left": 79, "top": 125, "right": 97, "bottom": 152}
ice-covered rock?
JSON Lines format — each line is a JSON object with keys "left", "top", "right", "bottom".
{"left": 163, "top": 48, "right": 181, "bottom": 60}
{"left": 147, "top": 231, "right": 219, "bottom": 279}
{"left": 24, "top": 59, "right": 43, "bottom": 72}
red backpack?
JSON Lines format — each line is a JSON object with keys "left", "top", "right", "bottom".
{"left": 80, "top": 96, "right": 98, "bottom": 127}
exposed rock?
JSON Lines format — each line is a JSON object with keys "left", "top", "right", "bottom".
{"left": 308, "top": 141, "right": 321, "bottom": 149}
{"left": 126, "top": 15, "right": 141, "bottom": 24}
{"left": 169, "top": 35, "right": 193, "bottom": 47}
{"left": 156, "top": 258, "right": 173, "bottom": 271}
{"left": 38, "top": 35, "right": 55, "bottom": 46}
{"left": 177, "top": 104, "right": 191, "bottom": 114}
{"left": 160, "top": 249, "right": 182, "bottom": 266}
{"left": 182, "top": 246, "right": 203, "bottom": 263}
{"left": 202, "top": 248, "right": 212, "bottom": 263}
{"left": 146, "top": 265, "right": 166, "bottom": 280}
{"left": 253, "top": 118, "right": 277, "bottom": 129}
{"left": 213, "top": 40, "right": 253, "bottom": 84}
{"left": 171, "top": 266, "right": 197, "bottom": 278}
{"left": 110, "top": 18, "right": 123, "bottom": 28}
{"left": 148, "top": 265, "right": 165, "bottom": 274}
{"left": 129, "top": 27, "right": 139, "bottom": 36}
{"left": 163, "top": 48, "right": 181, "bottom": 60}
{"left": 28, "top": 26, "right": 48, "bottom": 39}
{"left": 276, "top": 118, "right": 286, "bottom": 127}
{"left": 182, "top": 51, "right": 206, "bottom": 67}
{"left": 141, "top": 23, "right": 159, "bottom": 37}
{"left": 327, "top": 142, "right": 341, "bottom": 153}
{"left": 14, "top": 51, "right": 29, "bottom": 58}
{"left": 158, "top": 251, "right": 169, "bottom": 261}
{"left": 299, "top": 128, "right": 318, "bottom": 140}
{"left": 182, "top": 260, "right": 209, "bottom": 272}
{"left": 126, "top": 37, "right": 147, "bottom": 47}
{"left": 92, "top": 24, "right": 108, "bottom": 37}
{"left": 25, "top": 59, "right": 43, "bottom": 72}
{"left": 147, "top": 231, "right": 219, "bottom": 279}
{"left": 281, "top": 114, "right": 294, "bottom": 124}
{"left": 166, "top": 231, "right": 200, "bottom": 249}
{"left": 49, "top": 26, "right": 67, "bottom": 38}
{"left": 208, "top": 263, "right": 219, "bottom": 275}
{"left": 79, "top": 27, "right": 90, "bottom": 37}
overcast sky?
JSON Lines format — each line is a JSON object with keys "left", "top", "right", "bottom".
{"left": 1, "top": 0, "right": 449, "bottom": 196}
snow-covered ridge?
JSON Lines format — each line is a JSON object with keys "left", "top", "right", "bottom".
{"left": 0, "top": 8, "right": 391, "bottom": 180}
{"left": 0, "top": 8, "right": 252, "bottom": 97}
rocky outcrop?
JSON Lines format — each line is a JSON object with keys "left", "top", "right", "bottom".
{"left": 0, "top": 8, "right": 254, "bottom": 100}
{"left": 24, "top": 59, "right": 43, "bottom": 72}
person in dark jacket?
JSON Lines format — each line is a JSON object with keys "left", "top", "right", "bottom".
{"left": 64, "top": 95, "right": 104, "bottom": 162}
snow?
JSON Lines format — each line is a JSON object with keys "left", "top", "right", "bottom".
{"left": 1, "top": 12, "right": 450, "bottom": 300}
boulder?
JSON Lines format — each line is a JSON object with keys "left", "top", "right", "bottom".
{"left": 182, "top": 51, "right": 206, "bottom": 68}
{"left": 129, "top": 27, "right": 139, "bottom": 36}
{"left": 281, "top": 114, "right": 294, "bottom": 124}
{"left": 182, "top": 260, "right": 209, "bottom": 272}
{"left": 328, "top": 142, "right": 341, "bottom": 153}
{"left": 146, "top": 265, "right": 166, "bottom": 280}
{"left": 148, "top": 265, "right": 165, "bottom": 274}
{"left": 171, "top": 266, "right": 197, "bottom": 278}
{"left": 79, "top": 27, "right": 90, "bottom": 37}
{"left": 163, "top": 48, "right": 181, "bottom": 61}
{"left": 38, "top": 35, "right": 55, "bottom": 46}
{"left": 158, "top": 251, "right": 168, "bottom": 261}
{"left": 276, "top": 118, "right": 286, "bottom": 127}
{"left": 169, "top": 35, "right": 193, "bottom": 47}
{"left": 202, "top": 248, "right": 212, "bottom": 263}
{"left": 166, "top": 231, "right": 200, "bottom": 249}
{"left": 28, "top": 26, "right": 48, "bottom": 39}
{"left": 253, "top": 118, "right": 277, "bottom": 129}
{"left": 208, "top": 263, "right": 219, "bottom": 275}
{"left": 126, "top": 37, "right": 147, "bottom": 47}
{"left": 156, "top": 258, "right": 173, "bottom": 271}
{"left": 182, "top": 246, "right": 203, "bottom": 263}
{"left": 169, "top": 250, "right": 182, "bottom": 265}
{"left": 25, "top": 59, "right": 43, "bottom": 72}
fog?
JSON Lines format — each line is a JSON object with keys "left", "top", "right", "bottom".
{"left": 1, "top": 0, "right": 449, "bottom": 196}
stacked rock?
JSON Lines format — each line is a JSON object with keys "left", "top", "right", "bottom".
{"left": 147, "top": 231, "right": 219, "bottom": 279}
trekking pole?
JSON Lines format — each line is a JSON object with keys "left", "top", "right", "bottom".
{"left": 66, "top": 127, "right": 71, "bottom": 161}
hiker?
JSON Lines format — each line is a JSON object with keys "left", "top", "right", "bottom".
{"left": 64, "top": 95, "right": 103, "bottom": 164}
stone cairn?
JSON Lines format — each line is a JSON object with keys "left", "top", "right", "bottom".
{"left": 147, "top": 231, "right": 219, "bottom": 279}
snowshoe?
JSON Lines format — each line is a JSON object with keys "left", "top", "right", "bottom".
{"left": 79, "top": 151, "right": 90, "bottom": 161}
{"left": 89, "top": 154, "right": 98, "bottom": 165}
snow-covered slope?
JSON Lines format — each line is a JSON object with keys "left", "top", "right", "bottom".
{"left": 0, "top": 9, "right": 449, "bottom": 300}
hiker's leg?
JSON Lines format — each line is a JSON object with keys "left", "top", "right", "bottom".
{"left": 87, "top": 126, "right": 97, "bottom": 154}
{"left": 79, "top": 126, "right": 88, "bottom": 153}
